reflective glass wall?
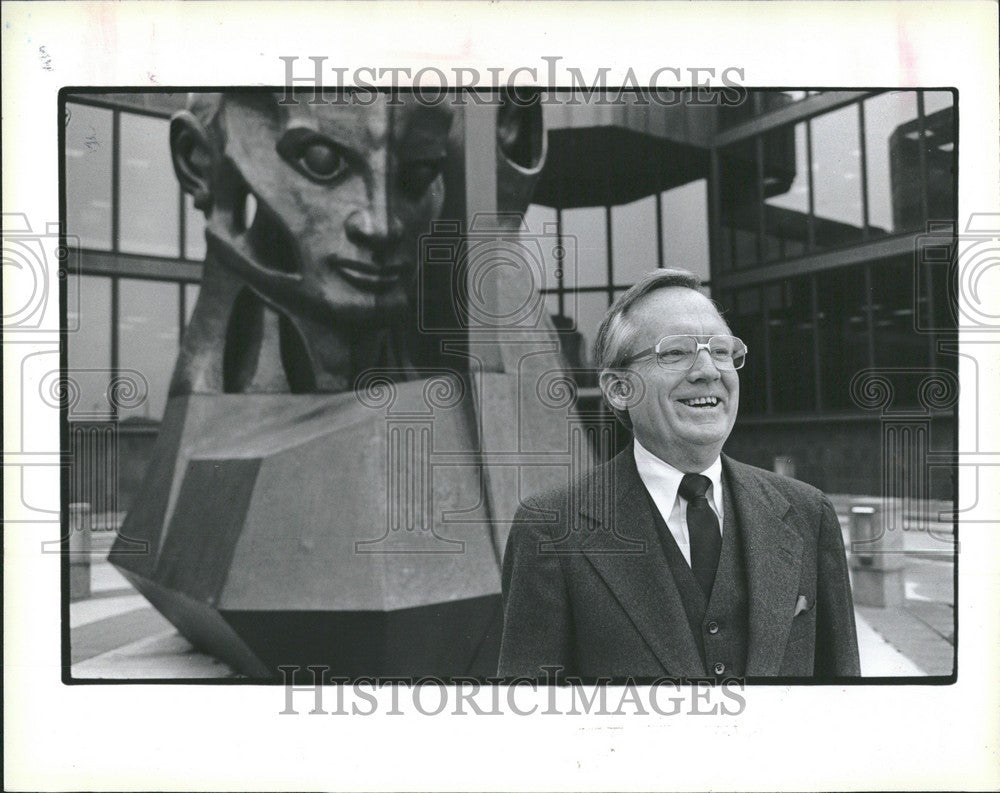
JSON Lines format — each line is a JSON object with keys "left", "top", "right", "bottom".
{"left": 63, "top": 90, "right": 958, "bottom": 499}
{"left": 711, "top": 89, "right": 957, "bottom": 417}
{"left": 715, "top": 90, "right": 955, "bottom": 273}
{"left": 65, "top": 96, "right": 201, "bottom": 424}
{"left": 521, "top": 179, "right": 712, "bottom": 369}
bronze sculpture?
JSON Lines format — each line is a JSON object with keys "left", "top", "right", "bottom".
{"left": 110, "top": 90, "right": 587, "bottom": 678}
{"left": 170, "top": 92, "right": 453, "bottom": 394}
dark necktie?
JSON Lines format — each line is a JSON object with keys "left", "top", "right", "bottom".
{"left": 679, "top": 473, "right": 722, "bottom": 599}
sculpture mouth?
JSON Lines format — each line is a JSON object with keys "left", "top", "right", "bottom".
{"left": 331, "top": 259, "right": 408, "bottom": 292}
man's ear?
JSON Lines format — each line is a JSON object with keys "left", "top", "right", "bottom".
{"left": 599, "top": 369, "right": 644, "bottom": 412}
{"left": 170, "top": 110, "right": 215, "bottom": 213}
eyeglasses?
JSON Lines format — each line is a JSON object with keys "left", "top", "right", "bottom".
{"left": 622, "top": 334, "right": 748, "bottom": 371}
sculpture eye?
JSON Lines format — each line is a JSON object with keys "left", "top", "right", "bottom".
{"left": 277, "top": 129, "right": 350, "bottom": 184}
{"left": 399, "top": 159, "right": 445, "bottom": 198}
{"left": 299, "top": 141, "right": 347, "bottom": 181}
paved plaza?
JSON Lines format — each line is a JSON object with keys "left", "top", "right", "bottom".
{"left": 69, "top": 504, "right": 955, "bottom": 680}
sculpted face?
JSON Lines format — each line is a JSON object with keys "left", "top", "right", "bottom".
{"left": 621, "top": 287, "right": 740, "bottom": 471}
{"left": 186, "top": 93, "right": 452, "bottom": 327}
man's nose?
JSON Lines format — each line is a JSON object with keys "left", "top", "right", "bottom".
{"left": 686, "top": 348, "right": 722, "bottom": 381}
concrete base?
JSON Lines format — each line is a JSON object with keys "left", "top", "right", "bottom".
{"left": 69, "top": 564, "right": 91, "bottom": 602}
{"left": 69, "top": 503, "right": 92, "bottom": 601}
{"left": 851, "top": 567, "right": 906, "bottom": 608}
{"left": 110, "top": 370, "right": 576, "bottom": 679}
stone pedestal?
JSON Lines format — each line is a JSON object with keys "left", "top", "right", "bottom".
{"left": 111, "top": 383, "right": 492, "bottom": 677}
{"left": 849, "top": 500, "right": 906, "bottom": 608}
{"left": 69, "top": 502, "right": 92, "bottom": 602}
{"left": 110, "top": 366, "right": 576, "bottom": 679}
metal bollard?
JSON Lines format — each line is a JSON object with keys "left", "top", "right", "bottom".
{"left": 69, "top": 502, "right": 92, "bottom": 601}
{"left": 848, "top": 499, "right": 905, "bottom": 608}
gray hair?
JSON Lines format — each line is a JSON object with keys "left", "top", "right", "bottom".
{"left": 593, "top": 268, "right": 713, "bottom": 428}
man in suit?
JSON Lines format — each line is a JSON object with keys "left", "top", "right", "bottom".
{"left": 499, "top": 269, "right": 860, "bottom": 680}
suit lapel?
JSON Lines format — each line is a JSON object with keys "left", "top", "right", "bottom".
{"left": 578, "top": 446, "right": 706, "bottom": 677}
{"left": 723, "top": 455, "right": 804, "bottom": 676}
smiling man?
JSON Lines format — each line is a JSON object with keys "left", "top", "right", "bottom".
{"left": 498, "top": 268, "right": 860, "bottom": 681}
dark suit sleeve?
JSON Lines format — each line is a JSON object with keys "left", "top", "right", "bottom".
{"left": 814, "top": 496, "right": 862, "bottom": 676}
{"left": 497, "top": 501, "right": 574, "bottom": 679}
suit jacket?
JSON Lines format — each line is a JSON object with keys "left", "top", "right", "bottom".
{"left": 498, "top": 444, "right": 861, "bottom": 680}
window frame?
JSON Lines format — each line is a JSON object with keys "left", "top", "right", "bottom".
{"left": 709, "top": 89, "right": 956, "bottom": 419}
{"left": 64, "top": 95, "right": 202, "bottom": 423}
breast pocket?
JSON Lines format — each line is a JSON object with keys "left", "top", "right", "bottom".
{"left": 787, "top": 594, "right": 816, "bottom": 645}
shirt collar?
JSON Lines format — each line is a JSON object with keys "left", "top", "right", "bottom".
{"left": 633, "top": 438, "right": 723, "bottom": 514}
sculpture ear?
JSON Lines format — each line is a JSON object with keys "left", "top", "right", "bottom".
{"left": 496, "top": 89, "right": 545, "bottom": 172}
{"left": 170, "top": 110, "right": 215, "bottom": 213}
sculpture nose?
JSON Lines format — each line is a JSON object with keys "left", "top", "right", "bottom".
{"left": 345, "top": 197, "right": 403, "bottom": 256}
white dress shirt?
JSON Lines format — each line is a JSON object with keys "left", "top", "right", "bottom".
{"left": 633, "top": 439, "right": 724, "bottom": 567}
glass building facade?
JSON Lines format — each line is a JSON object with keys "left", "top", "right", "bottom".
{"left": 520, "top": 89, "right": 956, "bottom": 497}
{"left": 64, "top": 94, "right": 200, "bottom": 512}
{"left": 65, "top": 94, "right": 203, "bottom": 426}
{"left": 64, "top": 89, "right": 957, "bottom": 508}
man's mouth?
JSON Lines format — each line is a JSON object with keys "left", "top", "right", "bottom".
{"left": 332, "top": 260, "right": 407, "bottom": 292}
{"left": 678, "top": 396, "right": 721, "bottom": 409}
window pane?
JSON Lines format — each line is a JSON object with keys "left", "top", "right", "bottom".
{"left": 184, "top": 283, "right": 200, "bottom": 325}
{"left": 923, "top": 90, "right": 954, "bottom": 115}
{"left": 718, "top": 140, "right": 759, "bottom": 270}
{"left": 549, "top": 296, "right": 589, "bottom": 373}
{"left": 766, "top": 277, "right": 816, "bottom": 412}
{"left": 763, "top": 122, "right": 810, "bottom": 262}
{"left": 544, "top": 292, "right": 560, "bottom": 320}
{"left": 723, "top": 288, "right": 766, "bottom": 416}
{"left": 566, "top": 291, "right": 611, "bottom": 367}
{"left": 563, "top": 207, "right": 607, "bottom": 288}
{"left": 816, "top": 265, "right": 870, "bottom": 410}
{"left": 811, "top": 104, "right": 864, "bottom": 248}
{"left": 65, "top": 103, "right": 113, "bottom": 250}
{"left": 863, "top": 91, "right": 920, "bottom": 234}
{"left": 717, "top": 90, "right": 802, "bottom": 131}
{"left": 612, "top": 194, "right": 658, "bottom": 285}
{"left": 926, "top": 243, "right": 958, "bottom": 374}
{"left": 519, "top": 204, "right": 561, "bottom": 293}
{"left": 925, "top": 245, "right": 957, "bottom": 359}
{"left": 118, "top": 279, "right": 180, "bottom": 421}
{"left": 923, "top": 93, "right": 956, "bottom": 224}
{"left": 66, "top": 275, "right": 112, "bottom": 417}
{"left": 661, "top": 179, "right": 710, "bottom": 282}
{"left": 119, "top": 114, "right": 180, "bottom": 257}
{"left": 184, "top": 194, "right": 207, "bottom": 261}
{"left": 871, "top": 256, "right": 929, "bottom": 370}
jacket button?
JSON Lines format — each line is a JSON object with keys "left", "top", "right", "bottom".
{"left": 707, "top": 621, "right": 719, "bottom": 635}
{"left": 713, "top": 662, "right": 726, "bottom": 675}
